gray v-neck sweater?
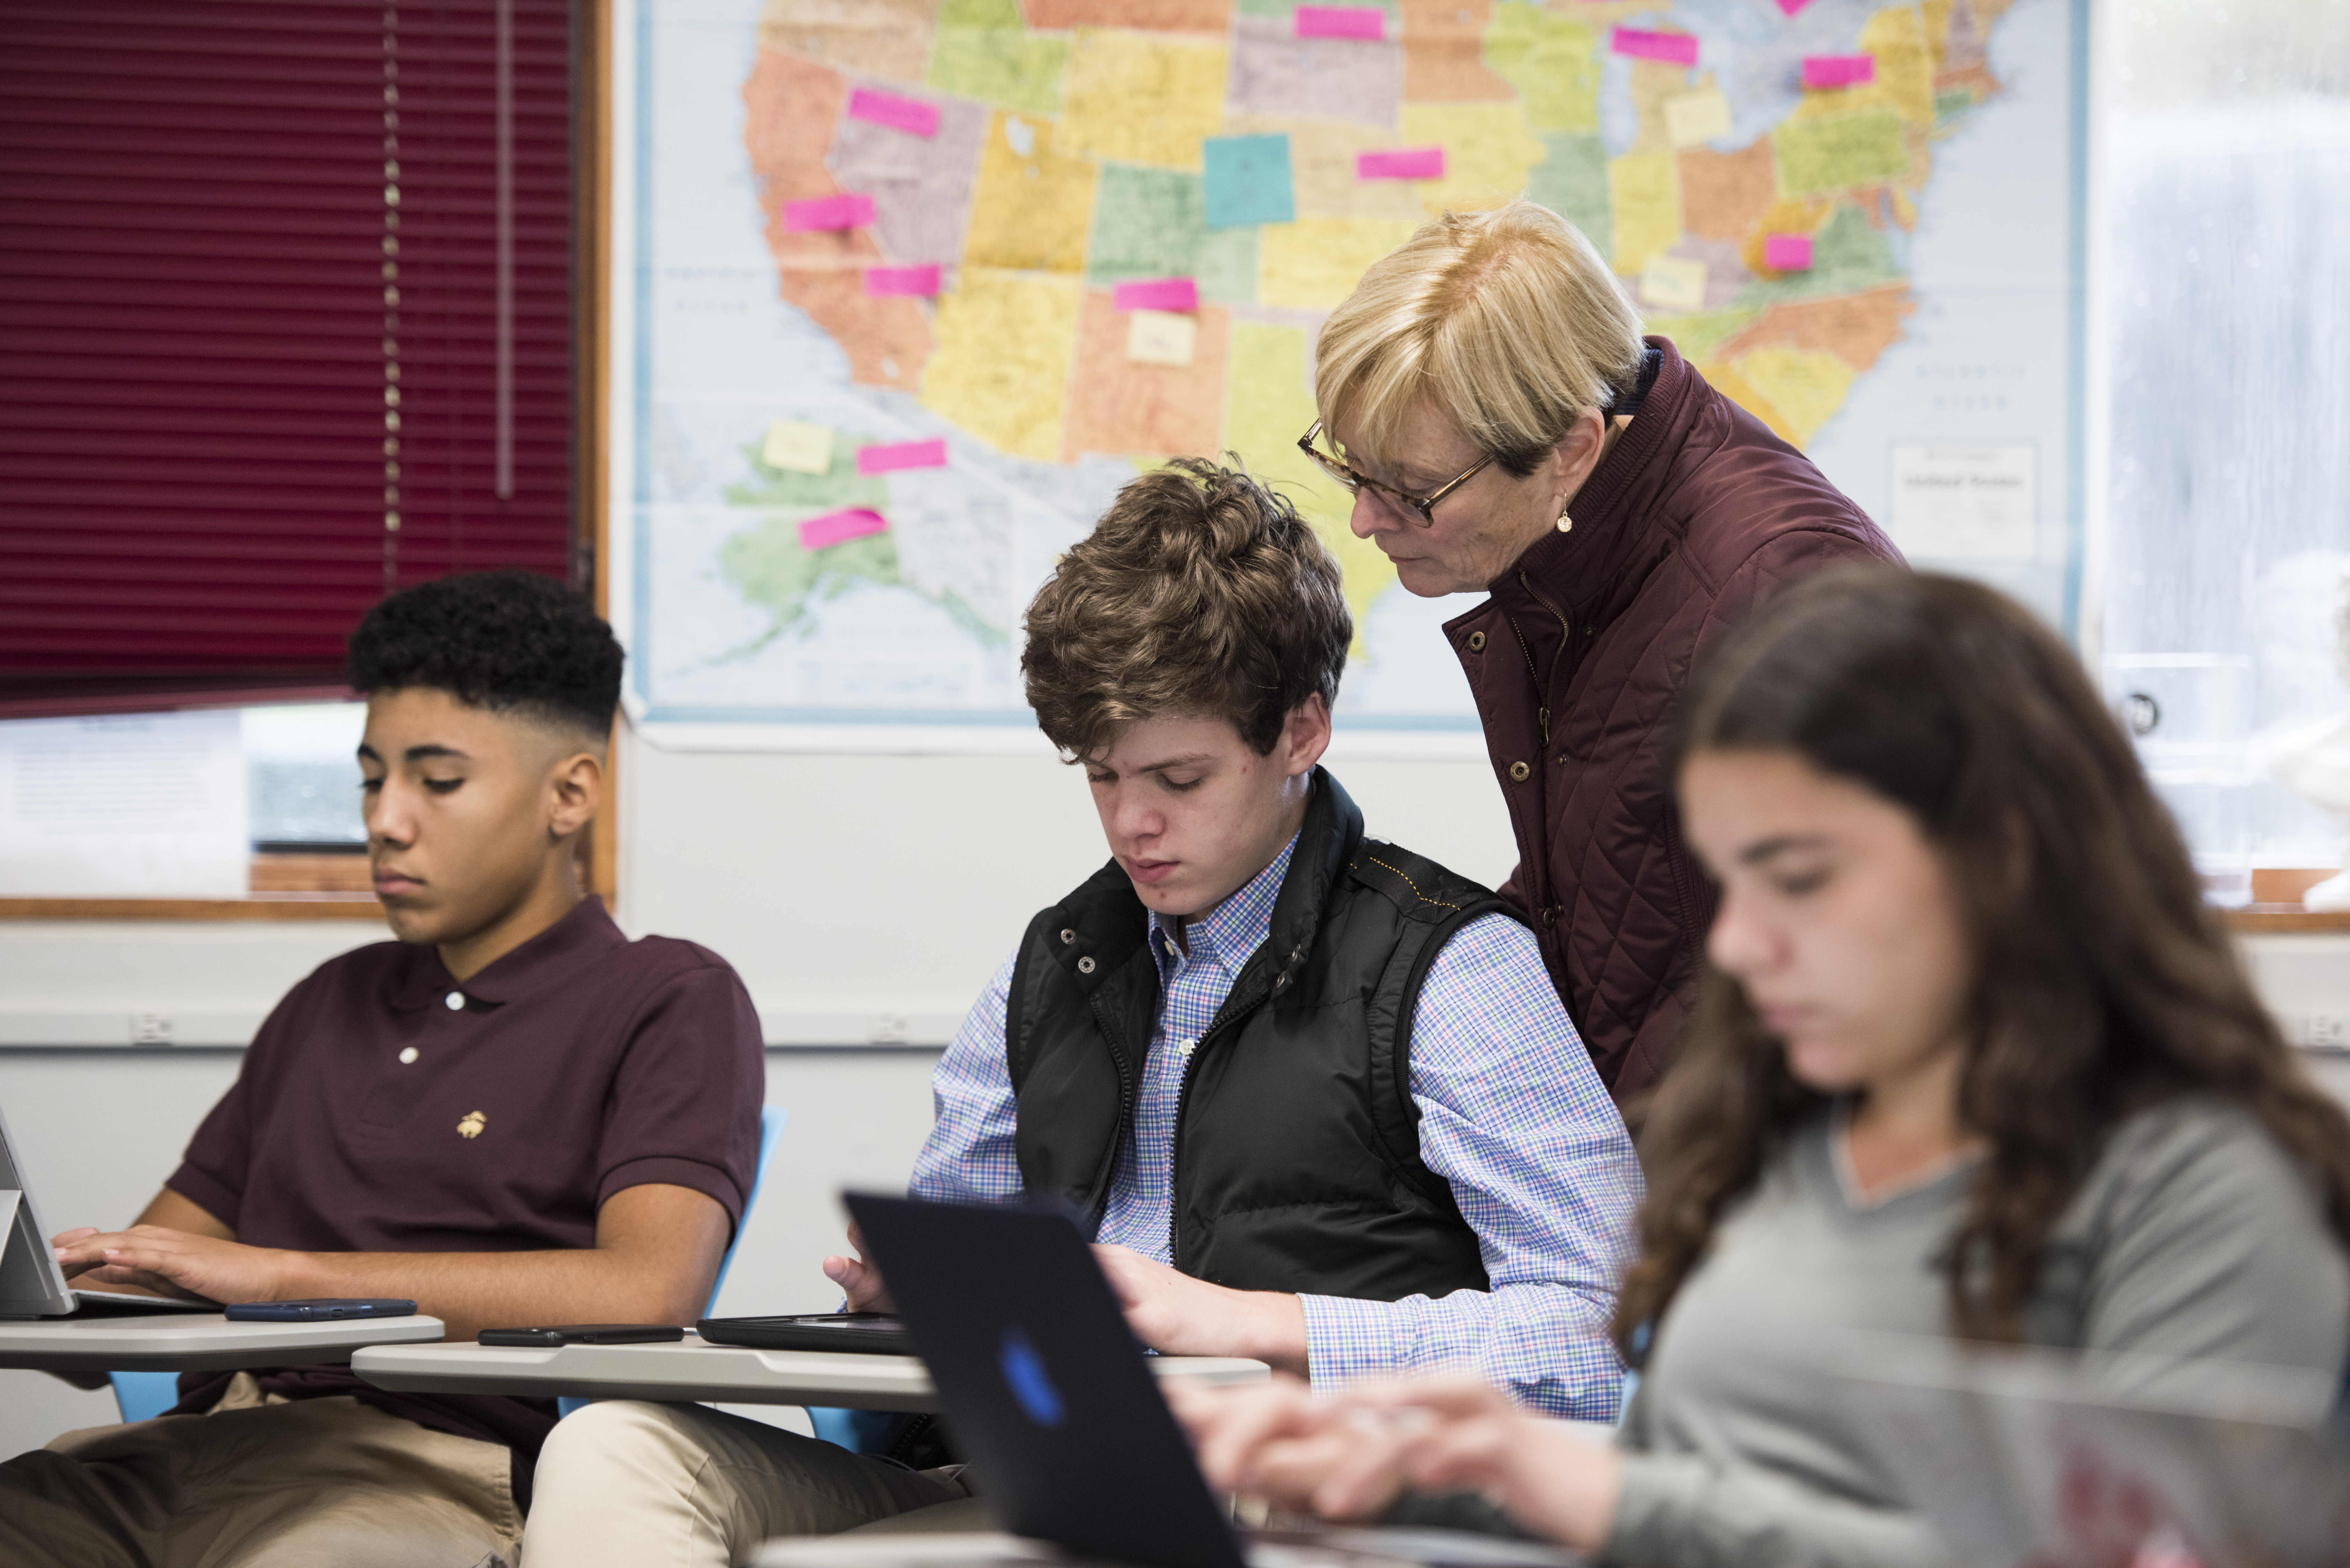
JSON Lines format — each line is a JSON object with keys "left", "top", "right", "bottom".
{"left": 1603, "top": 1095, "right": 2350, "bottom": 1568}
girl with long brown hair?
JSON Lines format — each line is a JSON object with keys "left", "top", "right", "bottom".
{"left": 1175, "top": 567, "right": 2350, "bottom": 1566}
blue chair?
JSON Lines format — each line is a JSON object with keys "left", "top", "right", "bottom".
{"left": 111, "top": 1105, "right": 791, "bottom": 1425}
{"left": 109, "top": 1368, "right": 181, "bottom": 1424}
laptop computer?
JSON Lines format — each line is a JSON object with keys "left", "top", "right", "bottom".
{"left": 1832, "top": 1335, "right": 2350, "bottom": 1568}
{"left": 0, "top": 1099, "right": 216, "bottom": 1318}
{"left": 750, "top": 1192, "right": 1581, "bottom": 1568}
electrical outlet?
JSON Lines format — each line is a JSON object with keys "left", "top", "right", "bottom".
{"left": 2290, "top": 1014, "right": 2350, "bottom": 1053}
{"left": 867, "top": 1013, "right": 910, "bottom": 1045}
{"left": 129, "top": 1013, "right": 174, "bottom": 1044}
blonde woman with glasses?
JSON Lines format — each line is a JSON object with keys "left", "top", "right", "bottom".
{"left": 1302, "top": 199, "right": 1898, "bottom": 1104}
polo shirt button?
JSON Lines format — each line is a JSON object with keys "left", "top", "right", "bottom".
{"left": 398, "top": 1047, "right": 419, "bottom": 1064}
{"left": 444, "top": 991, "right": 465, "bottom": 1010}
{"left": 1467, "top": 631, "right": 1486, "bottom": 652}
{"left": 1509, "top": 760, "right": 1530, "bottom": 782}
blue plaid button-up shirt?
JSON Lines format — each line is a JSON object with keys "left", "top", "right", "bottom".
{"left": 912, "top": 833, "right": 1644, "bottom": 1420}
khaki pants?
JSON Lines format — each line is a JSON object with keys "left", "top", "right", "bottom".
{"left": 520, "top": 1401, "right": 973, "bottom": 1568}
{"left": 0, "top": 1374, "right": 521, "bottom": 1568}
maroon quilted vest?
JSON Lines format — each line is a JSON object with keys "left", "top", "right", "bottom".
{"left": 1445, "top": 336, "right": 1902, "bottom": 1103}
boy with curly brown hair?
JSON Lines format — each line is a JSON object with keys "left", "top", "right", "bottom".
{"left": 523, "top": 461, "right": 1640, "bottom": 1566}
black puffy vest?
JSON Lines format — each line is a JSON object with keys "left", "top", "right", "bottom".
{"left": 1004, "top": 769, "right": 1516, "bottom": 1302}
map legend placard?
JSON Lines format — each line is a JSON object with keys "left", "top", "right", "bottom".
{"left": 1889, "top": 445, "right": 2038, "bottom": 560}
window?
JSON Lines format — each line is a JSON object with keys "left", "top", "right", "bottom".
{"left": 2100, "top": 0, "right": 2350, "bottom": 889}
{"left": 0, "top": 0, "right": 579, "bottom": 712}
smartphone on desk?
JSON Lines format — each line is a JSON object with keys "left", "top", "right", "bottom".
{"left": 695, "top": 1312, "right": 914, "bottom": 1354}
{"left": 225, "top": 1299, "right": 417, "bottom": 1322}
{"left": 477, "top": 1324, "right": 687, "bottom": 1347}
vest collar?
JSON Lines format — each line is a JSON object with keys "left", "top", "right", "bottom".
{"left": 1259, "top": 768, "right": 1365, "bottom": 996}
{"left": 1054, "top": 768, "right": 1366, "bottom": 1008}
{"left": 1149, "top": 832, "right": 1298, "bottom": 982}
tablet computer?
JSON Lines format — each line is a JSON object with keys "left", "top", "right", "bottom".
{"left": 2, "top": 1100, "right": 217, "bottom": 1318}
{"left": 696, "top": 1312, "right": 915, "bottom": 1355}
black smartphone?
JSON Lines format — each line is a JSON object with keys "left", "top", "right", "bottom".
{"left": 224, "top": 1298, "right": 418, "bottom": 1322}
{"left": 695, "top": 1312, "right": 914, "bottom": 1354}
{"left": 476, "top": 1323, "right": 687, "bottom": 1347}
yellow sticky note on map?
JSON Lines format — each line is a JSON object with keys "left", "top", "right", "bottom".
{"left": 1126, "top": 309, "right": 1198, "bottom": 367}
{"left": 760, "top": 418, "right": 834, "bottom": 475}
{"left": 1639, "top": 255, "right": 1708, "bottom": 313}
{"left": 1664, "top": 89, "right": 1733, "bottom": 148}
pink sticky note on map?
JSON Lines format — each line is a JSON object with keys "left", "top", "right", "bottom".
{"left": 1763, "top": 233, "right": 1814, "bottom": 271}
{"left": 856, "top": 438, "right": 948, "bottom": 476}
{"left": 865, "top": 265, "right": 941, "bottom": 298}
{"left": 1113, "top": 277, "right": 1199, "bottom": 313}
{"left": 1609, "top": 27, "right": 1700, "bottom": 66}
{"left": 1775, "top": 0, "right": 1815, "bottom": 15}
{"left": 799, "top": 507, "right": 889, "bottom": 550}
{"left": 1358, "top": 147, "right": 1446, "bottom": 180}
{"left": 782, "top": 193, "right": 875, "bottom": 232}
{"left": 847, "top": 87, "right": 940, "bottom": 137}
{"left": 1802, "top": 54, "right": 1875, "bottom": 88}
{"left": 1295, "top": 5, "right": 1386, "bottom": 40}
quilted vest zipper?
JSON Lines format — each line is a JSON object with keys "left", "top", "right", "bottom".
{"left": 1514, "top": 570, "right": 1577, "bottom": 737}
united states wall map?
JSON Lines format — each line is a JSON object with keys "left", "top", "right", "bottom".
{"left": 613, "top": 0, "right": 2081, "bottom": 733}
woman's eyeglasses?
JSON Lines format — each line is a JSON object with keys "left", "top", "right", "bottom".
{"left": 1296, "top": 420, "right": 1497, "bottom": 528}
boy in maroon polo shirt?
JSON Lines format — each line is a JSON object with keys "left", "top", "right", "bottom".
{"left": 0, "top": 571, "right": 765, "bottom": 1567}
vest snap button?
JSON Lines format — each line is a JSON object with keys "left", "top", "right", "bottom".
{"left": 1509, "top": 760, "right": 1530, "bottom": 782}
{"left": 1059, "top": 928, "right": 1075, "bottom": 944}
{"left": 1541, "top": 905, "right": 1560, "bottom": 927}
{"left": 1076, "top": 955, "right": 1096, "bottom": 975}
{"left": 1467, "top": 630, "right": 1486, "bottom": 652}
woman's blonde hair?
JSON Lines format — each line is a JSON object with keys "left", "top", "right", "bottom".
{"left": 1315, "top": 201, "right": 1646, "bottom": 476}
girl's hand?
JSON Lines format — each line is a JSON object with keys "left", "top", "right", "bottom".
{"left": 1170, "top": 1374, "right": 1624, "bottom": 1552}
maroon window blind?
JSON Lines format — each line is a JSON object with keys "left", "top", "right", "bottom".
{"left": 0, "top": 0, "right": 577, "bottom": 713}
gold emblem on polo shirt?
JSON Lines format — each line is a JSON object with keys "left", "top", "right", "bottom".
{"left": 457, "top": 1110, "right": 487, "bottom": 1140}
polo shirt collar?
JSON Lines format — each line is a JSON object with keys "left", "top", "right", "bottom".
{"left": 1148, "top": 833, "right": 1299, "bottom": 981}
{"left": 387, "top": 895, "right": 628, "bottom": 1011}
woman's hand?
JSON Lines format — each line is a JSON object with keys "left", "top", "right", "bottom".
{"left": 1171, "top": 1375, "right": 1625, "bottom": 1554}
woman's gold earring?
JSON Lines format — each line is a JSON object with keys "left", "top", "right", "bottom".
{"left": 1557, "top": 507, "right": 1573, "bottom": 533}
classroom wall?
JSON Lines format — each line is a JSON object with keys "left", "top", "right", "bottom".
{"left": 5, "top": 730, "right": 2349, "bottom": 1459}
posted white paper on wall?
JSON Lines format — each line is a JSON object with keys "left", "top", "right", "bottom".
{"left": 0, "top": 710, "right": 248, "bottom": 898}
{"left": 1888, "top": 444, "right": 2037, "bottom": 560}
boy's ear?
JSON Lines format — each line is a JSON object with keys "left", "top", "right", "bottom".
{"left": 546, "top": 749, "right": 604, "bottom": 841}
{"left": 1285, "top": 693, "right": 1333, "bottom": 775}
